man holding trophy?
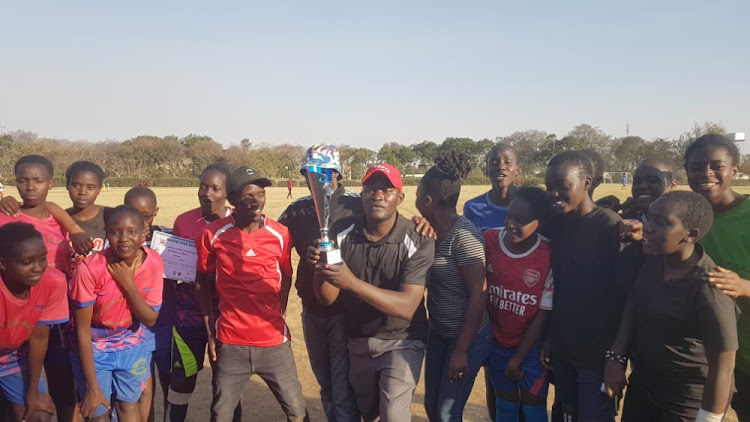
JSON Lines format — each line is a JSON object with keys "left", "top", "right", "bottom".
{"left": 310, "top": 164, "right": 435, "bottom": 422}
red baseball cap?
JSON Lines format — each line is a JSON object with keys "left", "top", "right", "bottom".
{"left": 362, "top": 163, "right": 403, "bottom": 192}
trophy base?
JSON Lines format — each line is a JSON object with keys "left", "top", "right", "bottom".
{"left": 319, "top": 247, "right": 343, "bottom": 265}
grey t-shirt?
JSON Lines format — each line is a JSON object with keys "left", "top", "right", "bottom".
{"left": 427, "top": 216, "right": 487, "bottom": 338}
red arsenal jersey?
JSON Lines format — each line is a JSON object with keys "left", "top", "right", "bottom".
{"left": 485, "top": 228, "right": 554, "bottom": 348}
{"left": 197, "top": 216, "right": 293, "bottom": 347}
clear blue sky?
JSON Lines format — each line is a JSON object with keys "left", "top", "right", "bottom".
{"left": 1, "top": 1, "right": 748, "bottom": 148}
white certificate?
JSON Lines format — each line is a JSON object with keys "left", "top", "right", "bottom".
{"left": 150, "top": 230, "right": 197, "bottom": 283}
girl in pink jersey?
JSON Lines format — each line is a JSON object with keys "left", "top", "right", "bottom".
{"left": 70, "top": 206, "right": 163, "bottom": 422}
{"left": 0, "top": 223, "right": 69, "bottom": 422}
{"left": 0, "top": 155, "right": 89, "bottom": 422}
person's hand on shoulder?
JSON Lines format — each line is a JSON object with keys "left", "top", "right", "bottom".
{"left": 0, "top": 195, "right": 21, "bottom": 217}
{"left": 411, "top": 216, "right": 437, "bottom": 240}
{"left": 709, "top": 266, "right": 750, "bottom": 298}
{"left": 619, "top": 219, "right": 643, "bottom": 242}
{"left": 70, "top": 232, "right": 94, "bottom": 256}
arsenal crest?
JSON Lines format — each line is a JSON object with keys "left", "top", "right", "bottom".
{"left": 523, "top": 269, "right": 541, "bottom": 288}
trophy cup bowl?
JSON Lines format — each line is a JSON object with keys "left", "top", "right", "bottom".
{"left": 305, "top": 165, "right": 343, "bottom": 265}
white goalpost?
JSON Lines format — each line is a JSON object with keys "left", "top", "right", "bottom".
{"left": 603, "top": 171, "right": 632, "bottom": 184}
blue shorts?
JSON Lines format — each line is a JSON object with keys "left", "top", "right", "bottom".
{"left": 72, "top": 347, "right": 151, "bottom": 418}
{"left": 487, "top": 341, "right": 549, "bottom": 397}
{"left": 0, "top": 369, "right": 48, "bottom": 404}
{"left": 553, "top": 359, "right": 615, "bottom": 421}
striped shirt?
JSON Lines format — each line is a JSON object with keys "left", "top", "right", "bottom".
{"left": 427, "top": 216, "right": 487, "bottom": 338}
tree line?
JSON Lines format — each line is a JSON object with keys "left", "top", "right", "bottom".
{"left": 1, "top": 122, "right": 747, "bottom": 186}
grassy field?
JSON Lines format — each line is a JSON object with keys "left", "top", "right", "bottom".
{"left": 29, "top": 182, "right": 749, "bottom": 421}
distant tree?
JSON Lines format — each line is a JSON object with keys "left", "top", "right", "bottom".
{"left": 611, "top": 136, "right": 650, "bottom": 172}
{"left": 8, "top": 130, "right": 38, "bottom": 144}
{"left": 0, "top": 135, "right": 16, "bottom": 180}
{"left": 340, "top": 146, "right": 377, "bottom": 180}
{"left": 565, "top": 124, "right": 613, "bottom": 171}
{"left": 185, "top": 138, "right": 224, "bottom": 176}
{"left": 179, "top": 134, "right": 215, "bottom": 148}
{"left": 378, "top": 142, "right": 416, "bottom": 171}
{"left": 501, "top": 130, "right": 550, "bottom": 174}
{"left": 117, "top": 136, "right": 185, "bottom": 177}
{"left": 411, "top": 141, "right": 438, "bottom": 170}
{"left": 437, "top": 137, "right": 492, "bottom": 171}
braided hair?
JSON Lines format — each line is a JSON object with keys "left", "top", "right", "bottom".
{"left": 420, "top": 151, "right": 472, "bottom": 209}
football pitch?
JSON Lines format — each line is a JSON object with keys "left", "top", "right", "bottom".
{"left": 36, "top": 183, "right": 748, "bottom": 421}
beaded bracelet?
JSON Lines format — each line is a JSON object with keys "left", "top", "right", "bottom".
{"left": 605, "top": 350, "right": 627, "bottom": 365}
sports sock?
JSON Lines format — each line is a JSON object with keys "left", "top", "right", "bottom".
{"left": 522, "top": 403, "right": 548, "bottom": 422}
{"left": 496, "top": 397, "right": 520, "bottom": 422}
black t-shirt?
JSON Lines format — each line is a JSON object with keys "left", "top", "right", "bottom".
{"left": 628, "top": 247, "right": 739, "bottom": 415}
{"left": 67, "top": 206, "right": 114, "bottom": 254}
{"left": 331, "top": 213, "right": 434, "bottom": 341}
{"left": 278, "top": 186, "right": 362, "bottom": 316}
{"left": 546, "top": 207, "right": 625, "bottom": 371}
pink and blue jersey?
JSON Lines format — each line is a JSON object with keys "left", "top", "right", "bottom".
{"left": 69, "top": 248, "right": 163, "bottom": 354}
{"left": 0, "top": 268, "right": 69, "bottom": 377}
{"left": 0, "top": 213, "right": 72, "bottom": 276}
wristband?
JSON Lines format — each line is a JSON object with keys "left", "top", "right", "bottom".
{"left": 695, "top": 408, "right": 724, "bottom": 422}
{"left": 605, "top": 350, "right": 627, "bottom": 365}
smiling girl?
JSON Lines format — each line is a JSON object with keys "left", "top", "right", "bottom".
{"left": 0, "top": 223, "right": 68, "bottom": 422}
{"left": 542, "top": 151, "right": 624, "bottom": 422}
{"left": 485, "top": 187, "right": 553, "bottom": 422}
{"left": 69, "top": 205, "right": 163, "bottom": 422}
{"left": 684, "top": 134, "right": 750, "bottom": 420}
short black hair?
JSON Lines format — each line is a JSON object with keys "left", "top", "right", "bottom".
{"left": 66, "top": 161, "right": 105, "bottom": 187}
{"left": 0, "top": 222, "right": 43, "bottom": 259}
{"left": 201, "top": 163, "right": 231, "bottom": 184}
{"left": 638, "top": 158, "right": 674, "bottom": 183}
{"left": 513, "top": 187, "right": 551, "bottom": 224}
{"left": 106, "top": 204, "right": 146, "bottom": 229}
{"left": 124, "top": 186, "right": 157, "bottom": 207}
{"left": 421, "top": 151, "right": 472, "bottom": 208}
{"left": 547, "top": 150, "right": 593, "bottom": 181}
{"left": 657, "top": 191, "right": 714, "bottom": 240}
{"left": 579, "top": 149, "right": 604, "bottom": 180}
{"left": 684, "top": 134, "right": 740, "bottom": 167}
{"left": 14, "top": 155, "right": 54, "bottom": 179}
{"left": 486, "top": 143, "right": 517, "bottom": 163}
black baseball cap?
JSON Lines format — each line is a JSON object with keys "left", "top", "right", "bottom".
{"left": 229, "top": 166, "right": 273, "bottom": 194}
